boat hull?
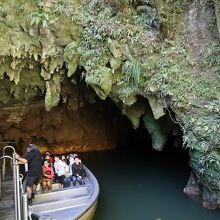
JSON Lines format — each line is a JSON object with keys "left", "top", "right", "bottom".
{"left": 31, "top": 166, "right": 99, "bottom": 220}
{"left": 78, "top": 201, "right": 97, "bottom": 220}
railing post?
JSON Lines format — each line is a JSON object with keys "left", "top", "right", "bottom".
{"left": 21, "top": 193, "right": 28, "bottom": 220}
{"left": 1, "top": 145, "right": 22, "bottom": 220}
{"left": 12, "top": 152, "right": 21, "bottom": 220}
{"left": 19, "top": 174, "right": 28, "bottom": 220}
{"left": 2, "top": 153, "right": 5, "bottom": 181}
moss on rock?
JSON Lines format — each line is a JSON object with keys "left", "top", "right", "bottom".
{"left": 85, "top": 66, "right": 113, "bottom": 100}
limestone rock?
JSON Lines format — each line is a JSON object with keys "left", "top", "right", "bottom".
{"left": 143, "top": 110, "right": 177, "bottom": 151}
{"left": 110, "top": 57, "right": 121, "bottom": 70}
{"left": 85, "top": 66, "right": 113, "bottom": 100}
{"left": 143, "top": 111, "right": 167, "bottom": 151}
{"left": 45, "top": 74, "right": 62, "bottom": 111}
{"left": 147, "top": 95, "right": 165, "bottom": 119}
{"left": 123, "top": 100, "right": 147, "bottom": 129}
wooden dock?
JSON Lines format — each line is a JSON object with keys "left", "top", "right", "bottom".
{"left": 0, "top": 170, "right": 14, "bottom": 220}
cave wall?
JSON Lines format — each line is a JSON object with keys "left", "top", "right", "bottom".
{"left": 0, "top": 99, "right": 124, "bottom": 154}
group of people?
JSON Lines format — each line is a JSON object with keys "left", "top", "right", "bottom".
{"left": 43, "top": 152, "right": 86, "bottom": 190}
{"left": 15, "top": 144, "right": 86, "bottom": 205}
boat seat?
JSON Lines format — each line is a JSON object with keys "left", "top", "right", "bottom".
{"left": 36, "top": 177, "right": 89, "bottom": 193}
{"left": 29, "top": 166, "right": 99, "bottom": 220}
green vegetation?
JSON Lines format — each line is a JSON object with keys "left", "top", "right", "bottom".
{"left": 122, "top": 58, "right": 143, "bottom": 87}
{"left": 29, "top": 12, "right": 50, "bottom": 28}
{"left": 149, "top": 43, "right": 193, "bottom": 108}
{"left": 194, "top": 79, "right": 219, "bottom": 100}
{"left": 201, "top": 41, "right": 220, "bottom": 70}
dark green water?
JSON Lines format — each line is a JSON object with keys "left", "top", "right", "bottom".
{"left": 83, "top": 146, "right": 220, "bottom": 220}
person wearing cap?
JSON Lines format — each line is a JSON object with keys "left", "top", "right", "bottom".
{"left": 15, "top": 144, "right": 43, "bottom": 205}
{"left": 71, "top": 156, "right": 86, "bottom": 186}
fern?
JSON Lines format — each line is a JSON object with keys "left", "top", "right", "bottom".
{"left": 28, "top": 12, "right": 49, "bottom": 28}
{"left": 122, "top": 58, "right": 143, "bottom": 87}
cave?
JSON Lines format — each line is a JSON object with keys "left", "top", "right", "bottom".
{"left": 0, "top": 77, "right": 183, "bottom": 157}
{"left": 0, "top": 0, "right": 219, "bottom": 213}
{"left": 0, "top": 69, "right": 203, "bottom": 211}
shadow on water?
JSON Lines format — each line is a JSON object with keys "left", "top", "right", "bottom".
{"left": 82, "top": 123, "right": 220, "bottom": 220}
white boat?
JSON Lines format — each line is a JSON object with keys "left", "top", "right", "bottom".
{"left": 30, "top": 167, "right": 99, "bottom": 220}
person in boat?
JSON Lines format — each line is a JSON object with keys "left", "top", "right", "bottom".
{"left": 71, "top": 155, "right": 86, "bottom": 186}
{"left": 69, "top": 154, "right": 75, "bottom": 166}
{"left": 54, "top": 155, "right": 69, "bottom": 188}
{"left": 41, "top": 159, "right": 54, "bottom": 192}
{"left": 64, "top": 154, "right": 77, "bottom": 187}
{"left": 15, "top": 144, "right": 43, "bottom": 205}
{"left": 63, "top": 154, "right": 76, "bottom": 187}
{"left": 44, "top": 151, "right": 54, "bottom": 165}
{"left": 61, "top": 156, "right": 72, "bottom": 188}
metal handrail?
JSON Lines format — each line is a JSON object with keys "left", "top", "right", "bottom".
{"left": 0, "top": 155, "right": 13, "bottom": 160}
{"left": 0, "top": 146, "right": 22, "bottom": 220}
{"left": 2, "top": 145, "right": 16, "bottom": 181}
{"left": 0, "top": 155, "right": 13, "bottom": 200}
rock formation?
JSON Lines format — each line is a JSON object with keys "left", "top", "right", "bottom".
{"left": 0, "top": 0, "right": 219, "bottom": 209}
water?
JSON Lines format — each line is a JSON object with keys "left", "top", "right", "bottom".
{"left": 83, "top": 146, "right": 220, "bottom": 220}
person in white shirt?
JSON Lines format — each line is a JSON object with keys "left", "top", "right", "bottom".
{"left": 69, "top": 154, "right": 75, "bottom": 167}
{"left": 53, "top": 155, "right": 68, "bottom": 188}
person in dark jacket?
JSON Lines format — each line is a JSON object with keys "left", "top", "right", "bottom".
{"left": 71, "top": 156, "right": 86, "bottom": 186}
{"left": 16, "top": 144, "right": 42, "bottom": 205}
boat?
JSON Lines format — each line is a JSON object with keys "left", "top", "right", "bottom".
{"left": 30, "top": 166, "right": 99, "bottom": 220}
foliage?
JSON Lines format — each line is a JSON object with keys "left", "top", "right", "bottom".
{"left": 149, "top": 43, "right": 193, "bottom": 107}
{"left": 183, "top": 112, "right": 220, "bottom": 149}
{"left": 132, "top": 13, "right": 156, "bottom": 28}
{"left": 201, "top": 42, "right": 220, "bottom": 70}
{"left": 52, "top": 0, "right": 68, "bottom": 14}
{"left": 69, "top": 3, "right": 157, "bottom": 75}
{"left": 194, "top": 79, "right": 219, "bottom": 100}
{"left": 122, "top": 58, "right": 142, "bottom": 87}
{"left": 183, "top": 107, "right": 220, "bottom": 193}
{"left": 28, "top": 0, "right": 72, "bottom": 28}
{"left": 28, "top": 11, "right": 50, "bottom": 28}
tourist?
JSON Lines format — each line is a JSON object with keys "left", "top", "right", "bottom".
{"left": 61, "top": 155, "right": 66, "bottom": 162}
{"left": 69, "top": 154, "right": 75, "bottom": 166}
{"left": 53, "top": 155, "right": 68, "bottom": 188}
{"left": 71, "top": 155, "right": 86, "bottom": 186}
{"left": 41, "top": 160, "right": 54, "bottom": 192}
{"left": 63, "top": 166, "right": 72, "bottom": 188}
{"left": 44, "top": 151, "right": 54, "bottom": 165}
{"left": 66, "top": 154, "right": 70, "bottom": 161}
{"left": 15, "top": 144, "right": 43, "bottom": 205}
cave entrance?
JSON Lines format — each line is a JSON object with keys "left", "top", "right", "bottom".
{"left": 113, "top": 98, "right": 189, "bottom": 165}
{"left": 0, "top": 67, "right": 188, "bottom": 163}
{"left": 122, "top": 112, "right": 189, "bottom": 166}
